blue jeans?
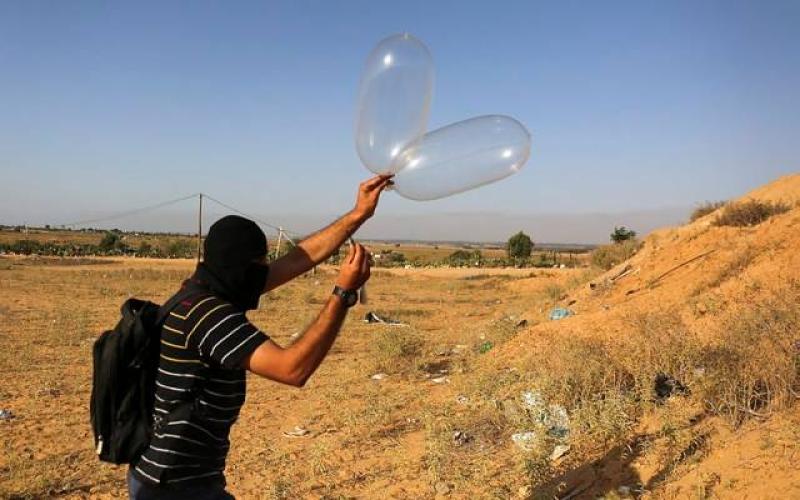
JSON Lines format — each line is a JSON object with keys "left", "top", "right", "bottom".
{"left": 127, "top": 469, "right": 234, "bottom": 500}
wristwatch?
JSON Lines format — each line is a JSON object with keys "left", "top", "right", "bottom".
{"left": 332, "top": 285, "right": 359, "bottom": 308}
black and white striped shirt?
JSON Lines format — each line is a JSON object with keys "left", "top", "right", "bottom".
{"left": 132, "top": 293, "right": 268, "bottom": 486}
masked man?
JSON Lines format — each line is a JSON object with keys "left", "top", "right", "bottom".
{"left": 128, "top": 175, "right": 392, "bottom": 499}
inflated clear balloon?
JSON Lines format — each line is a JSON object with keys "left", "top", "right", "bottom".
{"left": 391, "top": 115, "right": 531, "bottom": 201}
{"left": 355, "top": 33, "right": 434, "bottom": 174}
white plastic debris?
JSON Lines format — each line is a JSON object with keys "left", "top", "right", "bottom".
{"left": 521, "top": 390, "right": 544, "bottom": 411}
{"left": 370, "top": 373, "right": 388, "bottom": 380}
{"left": 520, "top": 390, "right": 570, "bottom": 439}
{"left": 511, "top": 431, "right": 537, "bottom": 451}
{"left": 546, "top": 404, "right": 570, "bottom": 439}
{"left": 282, "top": 426, "right": 311, "bottom": 438}
{"left": 431, "top": 376, "right": 449, "bottom": 384}
{"left": 452, "top": 430, "right": 469, "bottom": 446}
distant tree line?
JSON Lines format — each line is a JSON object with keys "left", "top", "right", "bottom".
{"left": 0, "top": 231, "right": 197, "bottom": 258}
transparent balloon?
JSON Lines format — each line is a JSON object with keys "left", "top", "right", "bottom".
{"left": 355, "top": 33, "right": 434, "bottom": 174}
{"left": 391, "top": 115, "right": 531, "bottom": 201}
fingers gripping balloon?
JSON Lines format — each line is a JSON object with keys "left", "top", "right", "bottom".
{"left": 355, "top": 34, "right": 531, "bottom": 200}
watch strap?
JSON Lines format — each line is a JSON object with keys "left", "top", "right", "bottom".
{"left": 332, "top": 285, "right": 358, "bottom": 307}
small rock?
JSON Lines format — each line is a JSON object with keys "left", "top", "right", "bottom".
{"left": 455, "top": 395, "right": 469, "bottom": 405}
{"left": 617, "top": 485, "right": 631, "bottom": 496}
{"left": 431, "top": 376, "right": 449, "bottom": 384}
{"left": 370, "top": 373, "right": 388, "bottom": 381}
{"left": 550, "top": 444, "right": 570, "bottom": 461}
{"left": 0, "top": 409, "right": 14, "bottom": 421}
{"left": 434, "top": 481, "right": 451, "bottom": 495}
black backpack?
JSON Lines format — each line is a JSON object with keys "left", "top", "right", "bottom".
{"left": 90, "top": 289, "right": 195, "bottom": 464}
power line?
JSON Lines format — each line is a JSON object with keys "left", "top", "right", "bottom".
{"left": 57, "top": 191, "right": 302, "bottom": 247}
{"left": 60, "top": 193, "right": 200, "bottom": 228}
{"left": 202, "top": 194, "right": 300, "bottom": 245}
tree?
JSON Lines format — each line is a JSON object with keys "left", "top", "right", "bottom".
{"left": 507, "top": 231, "right": 533, "bottom": 260}
{"left": 99, "top": 231, "right": 122, "bottom": 252}
{"left": 610, "top": 226, "right": 636, "bottom": 244}
{"left": 138, "top": 241, "right": 153, "bottom": 256}
{"left": 166, "top": 239, "right": 195, "bottom": 258}
{"left": 447, "top": 249, "right": 482, "bottom": 266}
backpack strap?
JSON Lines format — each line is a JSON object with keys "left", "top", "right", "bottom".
{"left": 155, "top": 287, "right": 207, "bottom": 327}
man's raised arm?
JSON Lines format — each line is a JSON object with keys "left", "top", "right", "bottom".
{"left": 263, "top": 175, "right": 391, "bottom": 292}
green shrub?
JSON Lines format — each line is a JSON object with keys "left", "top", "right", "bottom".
{"left": 98, "top": 231, "right": 126, "bottom": 252}
{"left": 610, "top": 226, "right": 637, "bottom": 243}
{"left": 446, "top": 249, "right": 483, "bottom": 266}
{"left": 713, "top": 199, "right": 791, "bottom": 227}
{"left": 164, "top": 239, "right": 195, "bottom": 258}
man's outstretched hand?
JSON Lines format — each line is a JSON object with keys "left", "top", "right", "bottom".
{"left": 352, "top": 175, "right": 393, "bottom": 221}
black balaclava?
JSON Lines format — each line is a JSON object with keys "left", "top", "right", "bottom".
{"left": 192, "top": 215, "right": 269, "bottom": 311}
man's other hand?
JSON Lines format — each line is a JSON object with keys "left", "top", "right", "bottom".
{"left": 352, "top": 175, "right": 393, "bottom": 221}
{"left": 335, "top": 242, "right": 371, "bottom": 290}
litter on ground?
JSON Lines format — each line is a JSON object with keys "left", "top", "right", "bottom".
{"left": 548, "top": 307, "right": 574, "bottom": 321}
{"left": 363, "top": 311, "right": 408, "bottom": 326}
{"left": 511, "top": 431, "right": 537, "bottom": 451}
{"left": 282, "top": 426, "right": 311, "bottom": 438}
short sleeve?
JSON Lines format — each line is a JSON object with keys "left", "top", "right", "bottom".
{"left": 191, "top": 300, "right": 269, "bottom": 369}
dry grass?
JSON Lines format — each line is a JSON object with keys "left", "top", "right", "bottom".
{"left": 690, "top": 201, "right": 727, "bottom": 222}
{"left": 713, "top": 199, "right": 791, "bottom": 227}
{"left": 0, "top": 252, "right": 798, "bottom": 498}
{"left": 697, "top": 281, "right": 800, "bottom": 425}
{"left": 590, "top": 240, "right": 641, "bottom": 270}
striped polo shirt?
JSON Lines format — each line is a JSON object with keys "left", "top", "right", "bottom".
{"left": 132, "top": 292, "right": 268, "bottom": 486}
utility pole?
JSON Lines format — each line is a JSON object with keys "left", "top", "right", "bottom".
{"left": 275, "top": 227, "right": 283, "bottom": 261}
{"left": 197, "top": 193, "right": 203, "bottom": 263}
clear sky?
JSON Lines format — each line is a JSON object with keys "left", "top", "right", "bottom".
{"left": 1, "top": 1, "right": 798, "bottom": 242}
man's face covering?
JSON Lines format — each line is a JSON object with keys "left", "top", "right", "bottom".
{"left": 195, "top": 215, "right": 269, "bottom": 311}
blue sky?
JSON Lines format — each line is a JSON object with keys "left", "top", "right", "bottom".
{"left": 1, "top": 1, "right": 798, "bottom": 242}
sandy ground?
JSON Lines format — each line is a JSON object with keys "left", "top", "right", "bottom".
{"left": 1, "top": 174, "right": 799, "bottom": 499}
{"left": 0, "top": 256, "right": 580, "bottom": 499}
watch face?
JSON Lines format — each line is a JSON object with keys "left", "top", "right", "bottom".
{"left": 345, "top": 291, "right": 358, "bottom": 306}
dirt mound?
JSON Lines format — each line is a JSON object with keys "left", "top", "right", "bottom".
{"left": 488, "top": 173, "right": 800, "bottom": 497}
{"left": 504, "top": 173, "right": 800, "bottom": 343}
